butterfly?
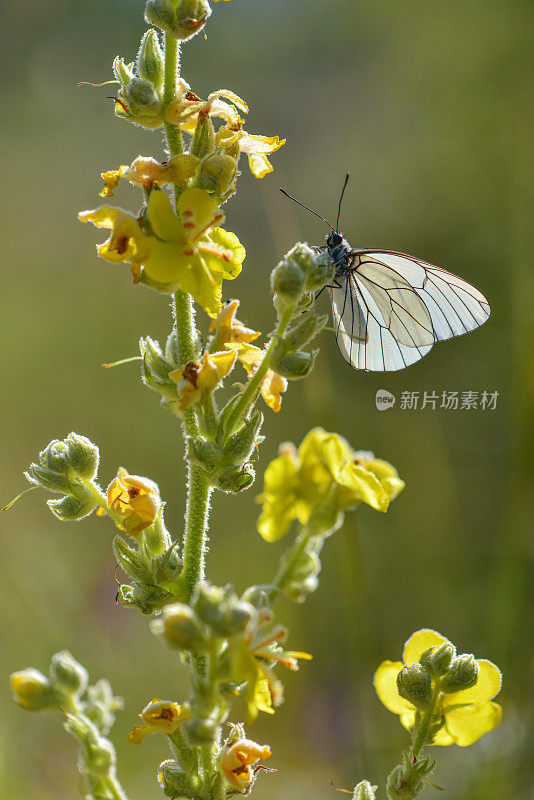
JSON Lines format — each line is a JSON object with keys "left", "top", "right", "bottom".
{"left": 281, "top": 177, "right": 491, "bottom": 372}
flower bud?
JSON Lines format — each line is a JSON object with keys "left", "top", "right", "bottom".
{"left": 187, "top": 438, "right": 223, "bottom": 471}
{"left": 123, "top": 78, "right": 162, "bottom": 119}
{"left": 213, "top": 464, "right": 255, "bottom": 493}
{"left": 386, "top": 766, "right": 422, "bottom": 800}
{"left": 270, "top": 348, "right": 317, "bottom": 380}
{"left": 440, "top": 654, "right": 479, "bottom": 693}
{"left": 140, "top": 336, "right": 179, "bottom": 402}
{"left": 194, "top": 583, "right": 254, "bottom": 637}
{"left": 223, "top": 411, "right": 263, "bottom": 466}
{"left": 113, "top": 536, "right": 153, "bottom": 583}
{"left": 158, "top": 759, "right": 197, "bottom": 799}
{"left": 152, "top": 544, "right": 182, "bottom": 585}
{"left": 47, "top": 494, "right": 98, "bottom": 521}
{"left": 136, "top": 29, "right": 164, "bottom": 92}
{"left": 83, "top": 678, "right": 123, "bottom": 735}
{"left": 65, "top": 433, "right": 100, "bottom": 480}
{"left": 198, "top": 154, "right": 238, "bottom": 202}
{"left": 420, "top": 642, "right": 456, "bottom": 677}
{"left": 49, "top": 650, "right": 89, "bottom": 696}
{"left": 354, "top": 780, "right": 378, "bottom": 800}
{"left": 305, "top": 250, "right": 334, "bottom": 291}
{"left": 118, "top": 581, "right": 175, "bottom": 615}
{"left": 10, "top": 668, "right": 52, "bottom": 711}
{"left": 396, "top": 663, "right": 432, "bottom": 711}
{"left": 190, "top": 113, "right": 216, "bottom": 160}
{"left": 283, "top": 311, "right": 329, "bottom": 351}
{"left": 145, "top": 0, "right": 211, "bottom": 41}
{"left": 271, "top": 253, "right": 306, "bottom": 307}
{"left": 151, "top": 603, "right": 211, "bottom": 651}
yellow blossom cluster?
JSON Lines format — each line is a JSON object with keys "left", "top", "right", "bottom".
{"left": 374, "top": 629, "right": 502, "bottom": 746}
{"left": 257, "top": 428, "right": 405, "bottom": 542}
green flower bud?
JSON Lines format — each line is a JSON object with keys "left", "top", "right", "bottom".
{"left": 271, "top": 252, "right": 307, "bottom": 306}
{"left": 190, "top": 113, "right": 216, "bottom": 160}
{"left": 270, "top": 348, "right": 317, "bottom": 380}
{"left": 145, "top": 0, "right": 211, "bottom": 41}
{"left": 213, "top": 464, "right": 255, "bottom": 493}
{"left": 420, "top": 642, "right": 456, "bottom": 677}
{"left": 194, "top": 584, "right": 254, "bottom": 637}
{"left": 354, "top": 780, "right": 378, "bottom": 800}
{"left": 136, "top": 30, "right": 164, "bottom": 92}
{"left": 198, "top": 154, "right": 238, "bottom": 202}
{"left": 118, "top": 582, "right": 175, "bottom": 615}
{"left": 158, "top": 759, "right": 197, "bottom": 799}
{"left": 113, "top": 536, "right": 153, "bottom": 583}
{"left": 151, "top": 602, "right": 211, "bottom": 651}
{"left": 396, "top": 663, "right": 432, "bottom": 710}
{"left": 112, "top": 56, "right": 134, "bottom": 86}
{"left": 305, "top": 250, "right": 334, "bottom": 291}
{"left": 183, "top": 716, "right": 218, "bottom": 745}
{"left": 83, "top": 679, "right": 123, "bottom": 735}
{"left": 386, "top": 766, "right": 422, "bottom": 800}
{"left": 440, "top": 654, "right": 479, "bottom": 693}
{"left": 283, "top": 311, "right": 329, "bottom": 351}
{"left": 47, "top": 494, "right": 97, "bottom": 521}
{"left": 25, "top": 463, "right": 72, "bottom": 493}
{"left": 186, "top": 438, "right": 223, "bottom": 472}
{"left": 140, "top": 336, "right": 178, "bottom": 402}
{"left": 123, "top": 78, "right": 162, "bottom": 118}
{"left": 49, "top": 650, "right": 88, "bottom": 696}
{"left": 223, "top": 411, "right": 263, "bottom": 466}
{"left": 152, "top": 544, "right": 182, "bottom": 585}
{"left": 10, "top": 668, "right": 52, "bottom": 711}
{"left": 42, "top": 440, "right": 69, "bottom": 471}
{"left": 65, "top": 433, "right": 100, "bottom": 480}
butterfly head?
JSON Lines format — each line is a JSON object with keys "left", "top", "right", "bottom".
{"left": 326, "top": 230, "right": 343, "bottom": 248}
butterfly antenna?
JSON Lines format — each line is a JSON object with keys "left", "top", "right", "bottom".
{"left": 279, "top": 188, "right": 335, "bottom": 229}
{"left": 336, "top": 173, "right": 350, "bottom": 232}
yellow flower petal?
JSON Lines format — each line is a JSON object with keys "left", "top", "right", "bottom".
{"left": 260, "top": 369, "right": 287, "bottom": 412}
{"left": 147, "top": 191, "right": 182, "bottom": 241}
{"left": 247, "top": 154, "right": 273, "bottom": 179}
{"left": 337, "top": 462, "right": 392, "bottom": 511}
{"left": 443, "top": 659, "right": 502, "bottom": 706}
{"left": 402, "top": 629, "right": 449, "bottom": 665}
{"left": 443, "top": 701, "right": 502, "bottom": 746}
{"left": 373, "top": 660, "right": 413, "bottom": 715}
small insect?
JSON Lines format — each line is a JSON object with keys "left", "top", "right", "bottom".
{"left": 280, "top": 176, "right": 490, "bottom": 372}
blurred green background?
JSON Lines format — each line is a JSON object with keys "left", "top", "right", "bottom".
{"left": 1, "top": 0, "right": 532, "bottom": 797}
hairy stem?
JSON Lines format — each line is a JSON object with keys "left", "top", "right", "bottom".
{"left": 162, "top": 33, "right": 212, "bottom": 604}
{"left": 222, "top": 307, "right": 294, "bottom": 444}
{"left": 410, "top": 686, "right": 440, "bottom": 759}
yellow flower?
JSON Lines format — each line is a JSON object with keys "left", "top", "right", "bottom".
{"left": 216, "top": 125, "right": 286, "bottom": 179}
{"left": 257, "top": 427, "right": 405, "bottom": 542}
{"left": 374, "top": 629, "right": 502, "bottom": 746}
{"left": 107, "top": 467, "right": 162, "bottom": 535}
{"left": 99, "top": 155, "right": 201, "bottom": 197}
{"left": 79, "top": 188, "right": 245, "bottom": 317}
{"left": 165, "top": 85, "right": 285, "bottom": 178}
{"left": 220, "top": 738, "right": 271, "bottom": 792}
{"left": 169, "top": 350, "right": 237, "bottom": 413}
{"left": 127, "top": 699, "right": 189, "bottom": 744}
{"left": 230, "top": 612, "right": 312, "bottom": 720}
{"left": 226, "top": 343, "right": 288, "bottom": 413}
{"left": 210, "top": 299, "right": 260, "bottom": 348}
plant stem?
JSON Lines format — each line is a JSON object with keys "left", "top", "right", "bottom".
{"left": 106, "top": 775, "right": 130, "bottom": 800}
{"left": 162, "top": 33, "right": 212, "bottom": 603}
{"left": 181, "top": 463, "right": 212, "bottom": 600}
{"left": 222, "top": 307, "right": 294, "bottom": 444}
{"left": 163, "top": 34, "right": 183, "bottom": 157}
{"left": 410, "top": 686, "right": 441, "bottom": 759}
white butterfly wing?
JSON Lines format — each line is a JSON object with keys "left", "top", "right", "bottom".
{"left": 331, "top": 251, "right": 490, "bottom": 372}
